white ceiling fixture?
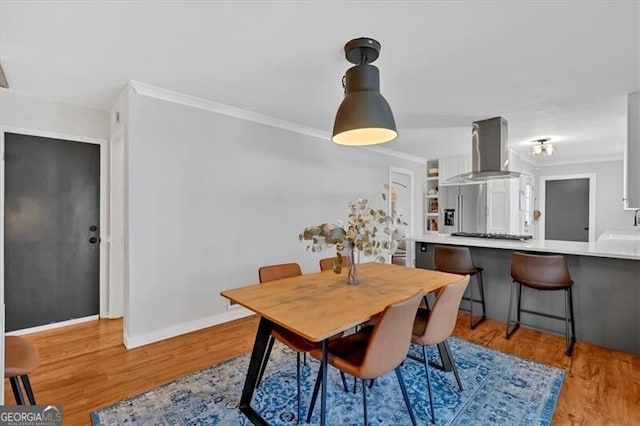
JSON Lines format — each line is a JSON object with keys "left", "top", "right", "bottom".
{"left": 529, "top": 138, "right": 555, "bottom": 157}
{"left": 0, "top": 1, "right": 637, "bottom": 163}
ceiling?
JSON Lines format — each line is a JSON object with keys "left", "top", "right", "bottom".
{"left": 1, "top": 1, "right": 638, "bottom": 165}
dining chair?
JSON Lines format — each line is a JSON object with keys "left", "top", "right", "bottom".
{"left": 410, "top": 275, "right": 469, "bottom": 424}
{"left": 5, "top": 336, "right": 39, "bottom": 405}
{"left": 318, "top": 255, "right": 350, "bottom": 272}
{"left": 257, "top": 263, "right": 311, "bottom": 422}
{"left": 256, "top": 263, "right": 348, "bottom": 422}
{"left": 306, "top": 290, "right": 424, "bottom": 426}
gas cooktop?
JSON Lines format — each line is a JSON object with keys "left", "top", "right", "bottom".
{"left": 450, "top": 232, "right": 533, "bottom": 241}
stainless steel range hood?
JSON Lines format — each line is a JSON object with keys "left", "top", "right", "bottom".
{"left": 447, "top": 116, "right": 521, "bottom": 182}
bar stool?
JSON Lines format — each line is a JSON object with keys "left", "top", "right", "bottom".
{"left": 433, "top": 245, "right": 487, "bottom": 329}
{"left": 5, "top": 336, "right": 39, "bottom": 405}
{"left": 506, "top": 252, "right": 576, "bottom": 356}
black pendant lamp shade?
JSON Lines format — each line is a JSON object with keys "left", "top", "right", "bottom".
{"left": 332, "top": 38, "right": 397, "bottom": 146}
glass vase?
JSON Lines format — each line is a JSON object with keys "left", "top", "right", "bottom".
{"left": 347, "top": 246, "right": 359, "bottom": 285}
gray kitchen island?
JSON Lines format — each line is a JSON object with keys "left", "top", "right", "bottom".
{"left": 409, "top": 234, "right": 640, "bottom": 354}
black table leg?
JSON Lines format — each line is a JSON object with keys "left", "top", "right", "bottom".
{"left": 435, "top": 341, "right": 454, "bottom": 372}
{"left": 407, "top": 343, "right": 453, "bottom": 372}
{"left": 320, "top": 339, "right": 328, "bottom": 426}
{"left": 239, "top": 317, "right": 274, "bottom": 425}
{"left": 422, "top": 293, "right": 453, "bottom": 372}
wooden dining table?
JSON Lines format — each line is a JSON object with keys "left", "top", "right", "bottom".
{"left": 221, "top": 262, "right": 462, "bottom": 426}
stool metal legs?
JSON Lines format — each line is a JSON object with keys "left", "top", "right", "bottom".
{"left": 468, "top": 271, "right": 487, "bottom": 329}
{"left": 9, "top": 377, "right": 24, "bottom": 405}
{"left": 565, "top": 288, "right": 576, "bottom": 356}
{"left": 506, "top": 281, "right": 521, "bottom": 339}
{"left": 506, "top": 281, "right": 576, "bottom": 356}
{"left": 9, "top": 375, "right": 36, "bottom": 405}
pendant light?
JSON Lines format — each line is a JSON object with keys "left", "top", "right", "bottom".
{"left": 332, "top": 37, "right": 397, "bottom": 146}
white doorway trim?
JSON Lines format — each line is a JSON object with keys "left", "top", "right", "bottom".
{"left": 389, "top": 167, "right": 415, "bottom": 236}
{"left": 389, "top": 167, "right": 415, "bottom": 266}
{"left": 109, "top": 133, "right": 125, "bottom": 319}
{"left": 0, "top": 126, "right": 111, "bottom": 319}
{"left": 539, "top": 173, "right": 596, "bottom": 242}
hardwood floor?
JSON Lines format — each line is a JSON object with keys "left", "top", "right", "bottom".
{"left": 4, "top": 314, "right": 640, "bottom": 425}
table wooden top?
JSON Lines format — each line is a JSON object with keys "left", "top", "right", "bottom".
{"left": 221, "top": 263, "right": 462, "bottom": 342}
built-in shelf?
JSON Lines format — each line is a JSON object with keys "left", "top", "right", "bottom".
{"left": 426, "top": 159, "right": 440, "bottom": 232}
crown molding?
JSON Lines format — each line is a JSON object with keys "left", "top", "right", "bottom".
{"left": 365, "top": 145, "right": 427, "bottom": 164}
{"left": 533, "top": 154, "right": 623, "bottom": 167}
{"left": 128, "top": 81, "right": 425, "bottom": 164}
{"left": 129, "top": 81, "right": 330, "bottom": 141}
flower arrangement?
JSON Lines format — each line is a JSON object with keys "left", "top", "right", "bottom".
{"left": 299, "top": 188, "right": 407, "bottom": 284}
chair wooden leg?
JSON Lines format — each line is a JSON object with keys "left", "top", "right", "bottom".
{"left": 395, "top": 367, "right": 417, "bottom": 426}
{"left": 256, "top": 335, "right": 275, "bottom": 388}
{"left": 20, "top": 375, "right": 36, "bottom": 405}
{"left": 362, "top": 379, "right": 368, "bottom": 426}
{"left": 9, "top": 377, "right": 25, "bottom": 405}
{"left": 422, "top": 346, "right": 435, "bottom": 424}
{"left": 306, "top": 367, "right": 323, "bottom": 423}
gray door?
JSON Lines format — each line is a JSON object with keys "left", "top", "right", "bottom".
{"left": 545, "top": 178, "right": 589, "bottom": 242}
{"left": 4, "top": 133, "right": 100, "bottom": 331}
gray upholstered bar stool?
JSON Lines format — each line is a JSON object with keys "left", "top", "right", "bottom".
{"left": 506, "top": 252, "right": 576, "bottom": 356}
{"left": 433, "top": 245, "right": 487, "bottom": 329}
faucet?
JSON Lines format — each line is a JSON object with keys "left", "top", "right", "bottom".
{"left": 635, "top": 209, "right": 640, "bottom": 227}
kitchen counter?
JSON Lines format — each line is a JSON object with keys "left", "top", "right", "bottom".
{"left": 408, "top": 233, "right": 640, "bottom": 354}
{"left": 408, "top": 233, "right": 640, "bottom": 260}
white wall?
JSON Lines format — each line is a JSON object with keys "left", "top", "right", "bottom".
{"left": 537, "top": 159, "right": 636, "bottom": 238}
{"left": 0, "top": 90, "right": 109, "bottom": 139}
{"left": 124, "top": 89, "right": 425, "bottom": 347}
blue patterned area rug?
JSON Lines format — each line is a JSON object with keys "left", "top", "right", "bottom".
{"left": 91, "top": 337, "right": 564, "bottom": 425}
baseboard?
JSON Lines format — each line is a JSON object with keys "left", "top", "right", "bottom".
{"left": 123, "top": 308, "right": 253, "bottom": 349}
{"left": 6, "top": 315, "right": 100, "bottom": 335}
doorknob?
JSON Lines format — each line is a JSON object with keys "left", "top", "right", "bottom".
{"left": 89, "top": 225, "right": 98, "bottom": 232}
{"left": 89, "top": 237, "right": 100, "bottom": 244}
{"left": 583, "top": 227, "right": 589, "bottom": 231}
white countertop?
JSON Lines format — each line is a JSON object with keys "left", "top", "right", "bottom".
{"left": 408, "top": 233, "right": 640, "bottom": 261}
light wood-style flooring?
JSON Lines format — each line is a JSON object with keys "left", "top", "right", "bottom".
{"left": 4, "top": 314, "right": 640, "bottom": 425}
